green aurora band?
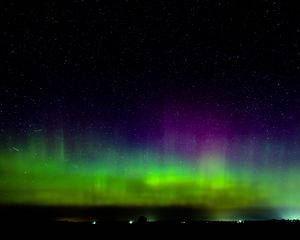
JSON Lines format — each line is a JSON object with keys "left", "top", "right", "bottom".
{"left": 1, "top": 133, "right": 300, "bottom": 219}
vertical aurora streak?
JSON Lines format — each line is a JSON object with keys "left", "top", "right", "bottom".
{"left": 1, "top": 116, "right": 300, "bottom": 220}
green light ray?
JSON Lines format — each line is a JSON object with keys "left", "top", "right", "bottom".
{"left": 1, "top": 134, "right": 300, "bottom": 214}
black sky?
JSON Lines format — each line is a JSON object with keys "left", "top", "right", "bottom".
{"left": 2, "top": 0, "right": 300, "bottom": 141}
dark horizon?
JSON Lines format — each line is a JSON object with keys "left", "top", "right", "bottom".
{"left": 0, "top": 205, "right": 283, "bottom": 222}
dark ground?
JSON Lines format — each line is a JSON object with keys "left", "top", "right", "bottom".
{"left": 0, "top": 205, "right": 293, "bottom": 223}
{"left": 0, "top": 206, "right": 298, "bottom": 237}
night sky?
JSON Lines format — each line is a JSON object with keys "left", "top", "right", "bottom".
{"left": 2, "top": 0, "right": 300, "bottom": 220}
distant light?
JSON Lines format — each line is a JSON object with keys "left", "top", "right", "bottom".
{"left": 181, "top": 221, "right": 186, "bottom": 224}
{"left": 237, "top": 220, "right": 243, "bottom": 223}
{"left": 281, "top": 211, "right": 300, "bottom": 220}
{"left": 129, "top": 220, "right": 134, "bottom": 224}
{"left": 92, "top": 220, "right": 97, "bottom": 225}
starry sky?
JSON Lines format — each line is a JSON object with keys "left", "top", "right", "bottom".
{"left": 1, "top": 0, "right": 300, "bottom": 220}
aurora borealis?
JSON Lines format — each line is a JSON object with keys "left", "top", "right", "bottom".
{"left": 1, "top": 114, "right": 300, "bottom": 220}
{"left": 3, "top": 1, "right": 300, "bottom": 221}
